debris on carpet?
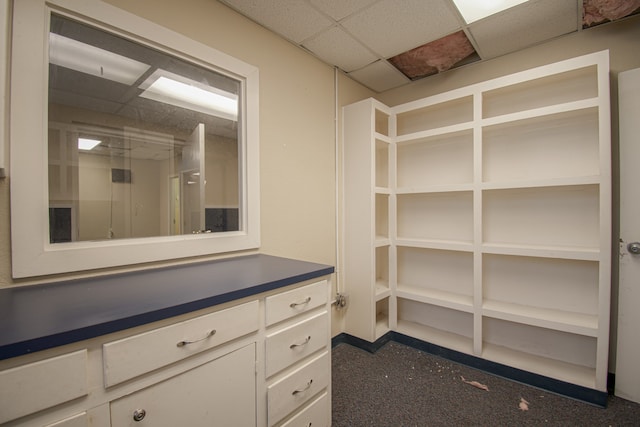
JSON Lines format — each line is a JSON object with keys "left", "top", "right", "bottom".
{"left": 460, "top": 375, "right": 489, "bottom": 391}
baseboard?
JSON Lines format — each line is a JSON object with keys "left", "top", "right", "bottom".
{"left": 331, "top": 331, "right": 608, "bottom": 407}
{"left": 332, "top": 331, "right": 392, "bottom": 353}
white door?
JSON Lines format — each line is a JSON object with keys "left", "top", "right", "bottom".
{"left": 181, "top": 123, "right": 206, "bottom": 233}
{"left": 615, "top": 67, "right": 640, "bottom": 404}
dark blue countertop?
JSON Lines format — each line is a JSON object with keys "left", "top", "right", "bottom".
{"left": 0, "top": 254, "right": 334, "bottom": 360}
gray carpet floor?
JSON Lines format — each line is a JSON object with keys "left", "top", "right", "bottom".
{"left": 332, "top": 342, "right": 640, "bottom": 426}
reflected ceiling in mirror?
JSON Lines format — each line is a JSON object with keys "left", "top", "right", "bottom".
{"left": 48, "top": 14, "right": 242, "bottom": 243}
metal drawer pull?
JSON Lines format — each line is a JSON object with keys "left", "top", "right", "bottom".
{"left": 292, "top": 379, "right": 313, "bottom": 395}
{"left": 290, "top": 297, "right": 311, "bottom": 308}
{"left": 290, "top": 336, "right": 311, "bottom": 349}
{"left": 176, "top": 329, "right": 217, "bottom": 347}
{"left": 133, "top": 408, "right": 146, "bottom": 422}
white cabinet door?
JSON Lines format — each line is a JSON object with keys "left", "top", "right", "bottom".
{"left": 616, "top": 67, "right": 640, "bottom": 404}
{"left": 110, "top": 343, "right": 256, "bottom": 427}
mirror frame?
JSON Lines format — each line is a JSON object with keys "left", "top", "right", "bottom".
{"left": 10, "top": 0, "right": 260, "bottom": 278}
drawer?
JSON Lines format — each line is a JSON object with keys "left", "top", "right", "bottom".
{"left": 266, "top": 311, "right": 328, "bottom": 377}
{"left": 280, "top": 392, "right": 329, "bottom": 427}
{"left": 268, "top": 351, "right": 329, "bottom": 426}
{"left": 266, "top": 280, "right": 328, "bottom": 326}
{"left": 0, "top": 350, "right": 88, "bottom": 424}
{"left": 45, "top": 412, "right": 89, "bottom": 427}
{"left": 103, "top": 300, "right": 259, "bottom": 387}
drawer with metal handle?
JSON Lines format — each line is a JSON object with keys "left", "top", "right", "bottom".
{"left": 265, "top": 311, "right": 328, "bottom": 377}
{"left": 267, "top": 351, "right": 329, "bottom": 426}
{"left": 265, "top": 280, "right": 328, "bottom": 326}
{"left": 103, "top": 300, "right": 259, "bottom": 387}
{"left": 279, "top": 392, "right": 329, "bottom": 427}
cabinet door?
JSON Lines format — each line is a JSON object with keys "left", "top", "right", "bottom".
{"left": 110, "top": 343, "right": 256, "bottom": 427}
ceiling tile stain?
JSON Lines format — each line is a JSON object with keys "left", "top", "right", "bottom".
{"left": 583, "top": 0, "right": 640, "bottom": 27}
{"left": 388, "top": 31, "right": 477, "bottom": 81}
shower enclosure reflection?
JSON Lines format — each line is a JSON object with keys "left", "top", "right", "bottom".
{"left": 47, "top": 14, "right": 241, "bottom": 243}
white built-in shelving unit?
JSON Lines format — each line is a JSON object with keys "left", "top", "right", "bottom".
{"left": 344, "top": 100, "right": 394, "bottom": 342}
{"left": 343, "top": 50, "right": 611, "bottom": 393}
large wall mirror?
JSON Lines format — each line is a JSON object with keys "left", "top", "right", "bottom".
{"left": 10, "top": 0, "right": 260, "bottom": 278}
{"left": 48, "top": 14, "right": 242, "bottom": 242}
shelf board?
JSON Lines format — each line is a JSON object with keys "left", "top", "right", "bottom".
{"left": 481, "top": 242, "right": 599, "bottom": 261}
{"left": 396, "top": 320, "right": 473, "bottom": 355}
{"left": 396, "top": 238, "right": 474, "bottom": 252}
{"left": 397, "top": 285, "right": 473, "bottom": 313}
{"left": 375, "top": 237, "right": 390, "bottom": 247}
{"left": 481, "top": 175, "right": 600, "bottom": 191}
{"left": 375, "top": 187, "right": 391, "bottom": 195}
{"left": 374, "top": 132, "right": 392, "bottom": 143}
{"left": 396, "top": 183, "right": 474, "bottom": 194}
{"left": 375, "top": 281, "right": 391, "bottom": 301}
{"left": 395, "top": 122, "right": 474, "bottom": 144}
{"left": 482, "top": 342, "right": 596, "bottom": 390}
{"left": 482, "top": 300, "right": 598, "bottom": 337}
{"left": 375, "top": 314, "right": 389, "bottom": 339}
{"left": 481, "top": 98, "right": 599, "bottom": 128}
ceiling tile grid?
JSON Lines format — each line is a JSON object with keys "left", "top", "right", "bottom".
{"left": 307, "top": 0, "right": 379, "bottom": 21}
{"left": 218, "top": 0, "right": 334, "bottom": 43}
{"left": 347, "top": 59, "right": 410, "bottom": 92}
{"left": 301, "top": 26, "right": 378, "bottom": 73}
{"left": 468, "top": 0, "right": 580, "bottom": 59}
{"left": 218, "top": 0, "right": 638, "bottom": 92}
{"left": 338, "top": 0, "right": 462, "bottom": 58}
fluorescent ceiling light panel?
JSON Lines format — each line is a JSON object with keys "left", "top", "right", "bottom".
{"left": 453, "top": 0, "right": 530, "bottom": 24}
{"left": 139, "top": 70, "right": 238, "bottom": 121}
{"left": 78, "top": 138, "right": 101, "bottom": 150}
{"left": 49, "top": 32, "right": 150, "bottom": 85}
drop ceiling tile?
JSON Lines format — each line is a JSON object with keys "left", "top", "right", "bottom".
{"left": 348, "top": 60, "right": 409, "bottom": 92}
{"left": 303, "top": 26, "right": 378, "bottom": 72}
{"left": 341, "top": 0, "right": 461, "bottom": 58}
{"left": 220, "top": 0, "right": 333, "bottom": 43}
{"left": 308, "top": 0, "right": 378, "bottom": 21}
{"left": 469, "top": 0, "right": 579, "bottom": 59}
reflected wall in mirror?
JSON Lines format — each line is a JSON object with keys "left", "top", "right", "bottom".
{"left": 48, "top": 14, "right": 241, "bottom": 243}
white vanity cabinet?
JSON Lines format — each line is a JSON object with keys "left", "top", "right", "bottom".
{"left": 0, "top": 257, "right": 333, "bottom": 427}
{"left": 0, "top": 301, "right": 262, "bottom": 427}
